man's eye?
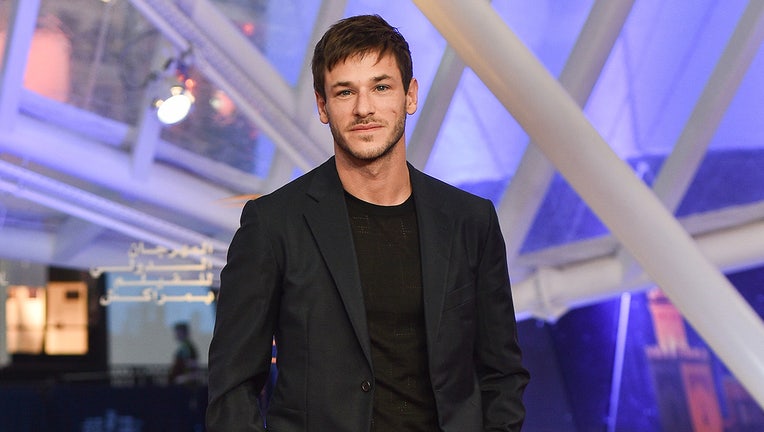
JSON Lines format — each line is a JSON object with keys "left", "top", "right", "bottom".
{"left": 375, "top": 85, "right": 390, "bottom": 91}
{"left": 337, "top": 90, "right": 352, "bottom": 96}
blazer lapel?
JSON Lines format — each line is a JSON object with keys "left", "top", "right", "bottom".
{"left": 300, "top": 161, "right": 453, "bottom": 366}
{"left": 303, "top": 159, "right": 373, "bottom": 367}
{"left": 410, "top": 165, "right": 454, "bottom": 344}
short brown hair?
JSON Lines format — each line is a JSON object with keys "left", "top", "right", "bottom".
{"left": 311, "top": 14, "right": 413, "bottom": 100}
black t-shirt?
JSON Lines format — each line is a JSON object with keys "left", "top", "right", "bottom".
{"left": 345, "top": 191, "right": 439, "bottom": 432}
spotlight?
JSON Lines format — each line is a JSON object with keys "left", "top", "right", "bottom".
{"left": 155, "top": 84, "right": 194, "bottom": 125}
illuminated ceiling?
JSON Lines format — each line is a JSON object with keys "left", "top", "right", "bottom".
{"left": 1, "top": 0, "right": 763, "bottom": 323}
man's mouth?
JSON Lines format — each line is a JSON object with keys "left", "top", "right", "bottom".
{"left": 350, "top": 122, "right": 381, "bottom": 132}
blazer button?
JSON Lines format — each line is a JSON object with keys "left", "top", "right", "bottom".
{"left": 361, "top": 380, "right": 372, "bottom": 392}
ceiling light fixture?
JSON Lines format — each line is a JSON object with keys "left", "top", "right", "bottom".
{"left": 155, "top": 83, "right": 195, "bottom": 125}
{"left": 152, "top": 50, "right": 195, "bottom": 125}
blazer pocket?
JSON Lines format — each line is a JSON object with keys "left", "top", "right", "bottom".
{"left": 443, "top": 284, "right": 475, "bottom": 311}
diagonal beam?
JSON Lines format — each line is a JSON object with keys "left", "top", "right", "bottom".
{"left": 128, "top": 39, "right": 175, "bottom": 180}
{"left": 407, "top": 46, "right": 465, "bottom": 169}
{"left": 413, "top": 0, "right": 764, "bottom": 409}
{"left": 129, "top": 0, "right": 329, "bottom": 171}
{"left": 19, "top": 88, "right": 264, "bottom": 194}
{"left": 618, "top": 0, "right": 764, "bottom": 279}
{"left": 512, "top": 214, "right": 764, "bottom": 322}
{"left": 264, "top": 0, "right": 347, "bottom": 185}
{"left": 294, "top": 0, "right": 346, "bottom": 150}
{"left": 651, "top": 0, "right": 764, "bottom": 213}
{"left": 295, "top": 0, "right": 349, "bottom": 111}
{"left": 497, "top": 0, "right": 635, "bottom": 262}
{"left": 512, "top": 199, "right": 764, "bottom": 278}
{"left": 0, "top": 178, "right": 224, "bottom": 267}
{"left": 175, "top": 0, "right": 334, "bottom": 163}
{"left": 130, "top": 104, "right": 163, "bottom": 180}
{"left": 0, "top": 0, "right": 40, "bottom": 132}
{"left": 0, "top": 161, "right": 228, "bottom": 268}
{"left": 0, "top": 114, "right": 241, "bottom": 232}
{"left": 175, "top": 0, "right": 295, "bottom": 114}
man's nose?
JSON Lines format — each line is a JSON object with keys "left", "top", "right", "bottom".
{"left": 353, "top": 91, "right": 374, "bottom": 117}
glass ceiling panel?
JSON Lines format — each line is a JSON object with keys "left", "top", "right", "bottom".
{"left": 199, "top": 0, "right": 321, "bottom": 177}
{"left": 585, "top": 0, "right": 749, "bottom": 159}
{"left": 34, "top": 0, "right": 157, "bottom": 125}
{"left": 427, "top": 1, "right": 594, "bottom": 190}
{"left": 13, "top": 0, "right": 272, "bottom": 178}
{"left": 494, "top": 0, "right": 595, "bottom": 78}
{"left": 211, "top": 0, "right": 318, "bottom": 87}
{"left": 516, "top": 0, "right": 763, "bottom": 251}
{"left": 426, "top": 69, "right": 526, "bottom": 190}
{"left": 7, "top": 0, "right": 759, "bottom": 255}
{"left": 159, "top": 62, "right": 265, "bottom": 175}
{"left": 260, "top": 0, "right": 322, "bottom": 87}
{"left": 710, "top": 43, "right": 764, "bottom": 151}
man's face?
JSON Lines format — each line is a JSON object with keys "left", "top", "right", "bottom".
{"left": 316, "top": 51, "right": 418, "bottom": 163}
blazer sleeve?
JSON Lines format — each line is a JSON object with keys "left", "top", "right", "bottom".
{"left": 206, "top": 200, "right": 281, "bottom": 432}
{"left": 475, "top": 201, "right": 530, "bottom": 431}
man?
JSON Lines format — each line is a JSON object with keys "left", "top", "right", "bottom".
{"left": 207, "top": 14, "right": 529, "bottom": 431}
{"left": 168, "top": 321, "right": 199, "bottom": 385}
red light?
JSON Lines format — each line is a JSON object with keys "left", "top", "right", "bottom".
{"left": 242, "top": 22, "right": 255, "bottom": 36}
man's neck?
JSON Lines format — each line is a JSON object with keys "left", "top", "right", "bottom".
{"left": 335, "top": 149, "right": 411, "bottom": 206}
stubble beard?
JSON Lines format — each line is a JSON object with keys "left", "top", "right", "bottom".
{"left": 331, "top": 113, "right": 407, "bottom": 163}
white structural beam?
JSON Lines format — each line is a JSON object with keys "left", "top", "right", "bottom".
{"left": 413, "top": 0, "right": 764, "bottom": 408}
{"left": 131, "top": 105, "right": 163, "bottom": 180}
{"left": 0, "top": 115, "right": 241, "bottom": 233}
{"left": 498, "top": 0, "right": 635, "bottom": 262}
{"left": 619, "top": 0, "right": 764, "bottom": 280}
{"left": 128, "top": 39, "right": 176, "bottom": 181}
{"left": 177, "top": 0, "right": 295, "bottom": 113}
{"left": 651, "top": 0, "right": 764, "bottom": 213}
{"left": 0, "top": 0, "right": 40, "bottom": 132}
{"left": 0, "top": 179, "right": 200, "bottom": 257}
{"left": 0, "top": 160, "right": 228, "bottom": 262}
{"left": 171, "top": 0, "right": 332, "bottom": 162}
{"left": 294, "top": 0, "right": 346, "bottom": 156}
{"left": 513, "top": 214, "right": 764, "bottom": 321}
{"left": 512, "top": 199, "right": 764, "bottom": 281}
{"left": 20, "top": 89, "right": 264, "bottom": 194}
{"left": 407, "top": 46, "right": 466, "bottom": 170}
{"left": 265, "top": 0, "right": 347, "bottom": 184}
{"left": 295, "top": 0, "right": 349, "bottom": 111}
{"left": 129, "top": 0, "right": 329, "bottom": 171}
{"left": 155, "top": 138, "right": 265, "bottom": 194}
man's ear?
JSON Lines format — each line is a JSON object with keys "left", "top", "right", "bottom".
{"left": 406, "top": 78, "right": 419, "bottom": 115}
{"left": 315, "top": 91, "right": 330, "bottom": 124}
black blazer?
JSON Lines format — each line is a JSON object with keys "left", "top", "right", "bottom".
{"left": 207, "top": 158, "right": 528, "bottom": 431}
